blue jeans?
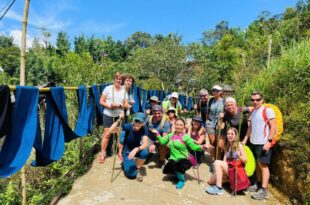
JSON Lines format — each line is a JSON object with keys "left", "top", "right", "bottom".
{"left": 122, "top": 147, "right": 149, "bottom": 179}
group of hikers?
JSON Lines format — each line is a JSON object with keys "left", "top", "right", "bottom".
{"left": 98, "top": 72, "right": 277, "bottom": 200}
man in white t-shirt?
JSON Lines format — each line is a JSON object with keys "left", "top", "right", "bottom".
{"left": 244, "top": 91, "right": 276, "bottom": 200}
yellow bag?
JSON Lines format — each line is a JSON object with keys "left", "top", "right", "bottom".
{"left": 262, "top": 103, "right": 284, "bottom": 142}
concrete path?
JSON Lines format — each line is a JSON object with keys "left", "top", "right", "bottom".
{"left": 57, "top": 154, "right": 283, "bottom": 205}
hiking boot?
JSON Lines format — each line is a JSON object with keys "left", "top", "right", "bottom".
{"left": 136, "top": 169, "right": 143, "bottom": 182}
{"left": 205, "top": 185, "right": 224, "bottom": 195}
{"left": 251, "top": 188, "right": 268, "bottom": 200}
{"left": 247, "top": 184, "right": 258, "bottom": 192}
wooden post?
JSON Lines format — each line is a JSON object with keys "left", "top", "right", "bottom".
{"left": 267, "top": 37, "right": 272, "bottom": 69}
{"left": 20, "top": 0, "right": 30, "bottom": 204}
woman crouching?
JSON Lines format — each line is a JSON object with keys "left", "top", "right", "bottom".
{"left": 151, "top": 118, "right": 211, "bottom": 189}
{"left": 205, "top": 127, "right": 248, "bottom": 195}
{"left": 110, "top": 112, "right": 149, "bottom": 181}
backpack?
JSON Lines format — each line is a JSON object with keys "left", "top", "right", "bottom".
{"left": 262, "top": 103, "right": 283, "bottom": 142}
{"left": 227, "top": 160, "right": 250, "bottom": 192}
{"left": 148, "top": 115, "right": 168, "bottom": 131}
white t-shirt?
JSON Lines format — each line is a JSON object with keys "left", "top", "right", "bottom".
{"left": 250, "top": 106, "right": 275, "bottom": 145}
{"left": 102, "top": 85, "right": 128, "bottom": 117}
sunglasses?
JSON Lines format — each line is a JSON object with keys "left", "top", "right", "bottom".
{"left": 251, "top": 98, "right": 262, "bottom": 102}
{"left": 212, "top": 89, "right": 220, "bottom": 93}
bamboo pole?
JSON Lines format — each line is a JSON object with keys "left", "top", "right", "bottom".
{"left": 267, "top": 37, "right": 272, "bottom": 69}
{"left": 20, "top": 1, "right": 30, "bottom": 204}
{"left": 9, "top": 85, "right": 101, "bottom": 92}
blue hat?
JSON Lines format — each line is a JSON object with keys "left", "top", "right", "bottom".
{"left": 133, "top": 112, "right": 146, "bottom": 122}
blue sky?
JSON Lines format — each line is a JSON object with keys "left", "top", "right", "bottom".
{"left": 0, "top": 0, "right": 298, "bottom": 47}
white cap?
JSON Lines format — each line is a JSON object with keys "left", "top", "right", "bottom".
{"left": 171, "top": 92, "right": 179, "bottom": 99}
{"left": 212, "top": 85, "right": 222, "bottom": 91}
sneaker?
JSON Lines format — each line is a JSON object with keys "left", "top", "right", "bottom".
{"left": 205, "top": 185, "right": 224, "bottom": 195}
{"left": 247, "top": 184, "right": 258, "bottom": 192}
{"left": 158, "top": 160, "right": 166, "bottom": 169}
{"left": 251, "top": 188, "right": 268, "bottom": 200}
{"left": 136, "top": 169, "right": 143, "bottom": 182}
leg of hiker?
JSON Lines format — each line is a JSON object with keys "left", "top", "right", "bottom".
{"left": 122, "top": 150, "right": 138, "bottom": 179}
{"left": 99, "top": 128, "right": 111, "bottom": 163}
{"left": 135, "top": 149, "right": 149, "bottom": 181}
{"left": 175, "top": 172, "right": 185, "bottom": 189}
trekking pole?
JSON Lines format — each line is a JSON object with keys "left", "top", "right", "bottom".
{"left": 195, "top": 151, "right": 200, "bottom": 184}
{"left": 111, "top": 86, "right": 121, "bottom": 182}
{"left": 215, "top": 116, "right": 223, "bottom": 160}
{"left": 193, "top": 89, "right": 199, "bottom": 116}
{"left": 233, "top": 94, "right": 246, "bottom": 196}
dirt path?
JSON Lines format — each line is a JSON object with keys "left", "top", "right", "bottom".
{"left": 57, "top": 154, "right": 283, "bottom": 205}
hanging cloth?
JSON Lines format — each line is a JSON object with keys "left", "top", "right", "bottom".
{"left": 0, "top": 86, "right": 39, "bottom": 177}
{"left": 141, "top": 89, "right": 149, "bottom": 112}
{"left": 91, "top": 85, "right": 103, "bottom": 125}
{"left": 179, "top": 95, "right": 187, "bottom": 108}
{"left": 132, "top": 84, "right": 141, "bottom": 113}
{"left": 187, "top": 96, "right": 193, "bottom": 111}
{"left": 0, "top": 85, "right": 12, "bottom": 138}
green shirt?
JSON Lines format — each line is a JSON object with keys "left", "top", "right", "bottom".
{"left": 157, "top": 132, "right": 203, "bottom": 161}
{"left": 162, "top": 100, "right": 182, "bottom": 116}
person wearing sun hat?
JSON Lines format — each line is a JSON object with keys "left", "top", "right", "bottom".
{"left": 145, "top": 96, "right": 161, "bottom": 115}
{"left": 162, "top": 92, "right": 182, "bottom": 116}
{"left": 109, "top": 111, "right": 149, "bottom": 181}
{"left": 167, "top": 107, "right": 177, "bottom": 132}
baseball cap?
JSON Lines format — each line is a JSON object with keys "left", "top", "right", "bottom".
{"left": 171, "top": 92, "right": 179, "bottom": 99}
{"left": 133, "top": 112, "right": 146, "bottom": 122}
{"left": 212, "top": 85, "right": 222, "bottom": 91}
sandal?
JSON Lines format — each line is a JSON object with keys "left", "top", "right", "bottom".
{"left": 137, "top": 169, "right": 143, "bottom": 182}
{"left": 98, "top": 153, "right": 106, "bottom": 164}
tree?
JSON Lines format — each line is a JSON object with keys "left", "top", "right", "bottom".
{"left": 131, "top": 34, "right": 186, "bottom": 90}
{"left": 74, "top": 34, "right": 89, "bottom": 54}
{"left": 0, "top": 35, "right": 20, "bottom": 76}
{"left": 56, "top": 32, "right": 70, "bottom": 56}
{"left": 124, "top": 32, "right": 153, "bottom": 54}
{"left": 201, "top": 20, "right": 230, "bottom": 45}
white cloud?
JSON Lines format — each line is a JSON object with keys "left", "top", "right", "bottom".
{"left": 6, "top": 10, "right": 23, "bottom": 22}
{"left": 79, "top": 21, "right": 125, "bottom": 33}
{"left": 9, "top": 30, "right": 34, "bottom": 48}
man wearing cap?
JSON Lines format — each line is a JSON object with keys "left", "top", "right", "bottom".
{"left": 223, "top": 85, "right": 234, "bottom": 98}
{"left": 193, "top": 88, "right": 210, "bottom": 124}
{"left": 162, "top": 92, "right": 183, "bottom": 116}
{"left": 146, "top": 104, "right": 171, "bottom": 168}
{"left": 145, "top": 96, "right": 161, "bottom": 115}
{"left": 110, "top": 112, "right": 149, "bottom": 181}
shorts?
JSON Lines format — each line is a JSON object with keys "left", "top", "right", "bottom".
{"left": 102, "top": 114, "right": 119, "bottom": 128}
{"left": 248, "top": 143, "right": 273, "bottom": 165}
{"left": 206, "top": 122, "right": 225, "bottom": 135}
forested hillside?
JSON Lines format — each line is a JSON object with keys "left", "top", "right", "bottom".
{"left": 0, "top": 0, "right": 309, "bottom": 204}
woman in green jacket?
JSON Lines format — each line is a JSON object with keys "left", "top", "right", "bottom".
{"left": 151, "top": 118, "right": 212, "bottom": 189}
